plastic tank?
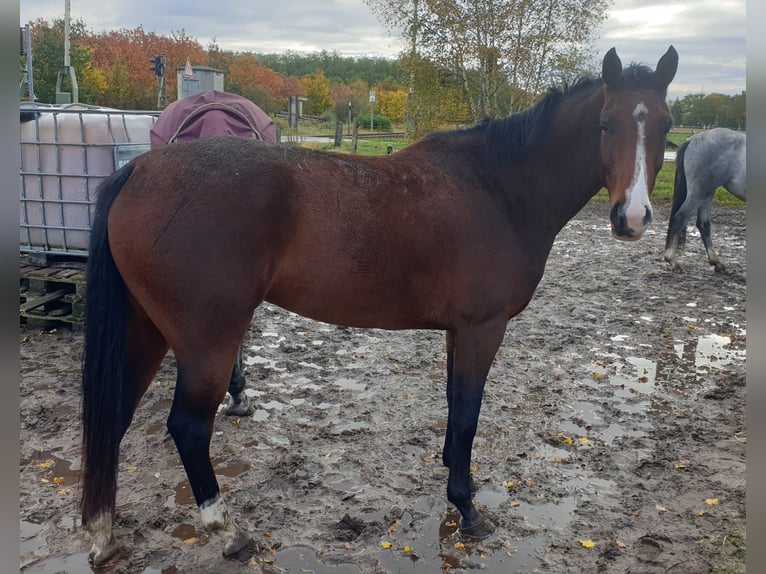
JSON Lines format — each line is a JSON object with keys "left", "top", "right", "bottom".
{"left": 20, "top": 104, "right": 158, "bottom": 257}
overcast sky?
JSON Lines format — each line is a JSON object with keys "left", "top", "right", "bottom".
{"left": 20, "top": 0, "right": 745, "bottom": 100}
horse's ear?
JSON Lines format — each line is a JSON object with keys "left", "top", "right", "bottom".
{"left": 655, "top": 45, "right": 679, "bottom": 88}
{"left": 602, "top": 48, "right": 623, "bottom": 87}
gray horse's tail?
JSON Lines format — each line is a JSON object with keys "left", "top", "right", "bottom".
{"left": 669, "top": 139, "right": 690, "bottom": 248}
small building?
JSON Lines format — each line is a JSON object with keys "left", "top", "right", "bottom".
{"left": 177, "top": 65, "right": 225, "bottom": 99}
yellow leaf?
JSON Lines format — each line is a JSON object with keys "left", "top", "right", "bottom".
{"left": 697, "top": 510, "right": 705, "bottom": 516}
{"left": 505, "top": 481, "right": 515, "bottom": 489}
{"left": 616, "top": 540, "right": 628, "bottom": 548}
{"left": 705, "top": 498, "right": 719, "bottom": 506}
{"left": 552, "top": 455, "right": 562, "bottom": 462}
{"left": 184, "top": 537, "right": 197, "bottom": 545}
{"left": 675, "top": 464, "right": 686, "bottom": 470}
{"left": 38, "top": 460, "right": 54, "bottom": 469}
{"left": 579, "top": 437, "right": 590, "bottom": 445}
{"left": 126, "top": 465, "right": 138, "bottom": 473}
{"left": 454, "top": 542, "right": 465, "bottom": 549}
{"left": 53, "top": 477, "right": 64, "bottom": 485}
{"left": 403, "top": 546, "right": 411, "bottom": 553}
{"left": 579, "top": 540, "right": 596, "bottom": 548}
{"left": 559, "top": 434, "right": 574, "bottom": 445}
{"left": 688, "top": 324, "right": 696, "bottom": 330}
{"left": 511, "top": 501, "right": 521, "bottom": 507}
{"left": 380, "top": 541, "right": 392, "bottom": 549}
{"left": 593, "top": 372, "right": 602, "bottom": 380}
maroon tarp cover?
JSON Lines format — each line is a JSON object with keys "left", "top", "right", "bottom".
{"left": 150, "top": 91, "right": 277, "bottom": 149}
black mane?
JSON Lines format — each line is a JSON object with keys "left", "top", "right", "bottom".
{"left": 425, "top": 62, "right": 662, "bottom": 164}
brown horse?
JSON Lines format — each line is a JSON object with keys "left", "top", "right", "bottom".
{"left": 81, "top": 46, "right": 677, "bottom": 565}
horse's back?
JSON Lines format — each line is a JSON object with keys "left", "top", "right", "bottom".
{"left": 683, "top": 128, "right": 745, "bottom": 200}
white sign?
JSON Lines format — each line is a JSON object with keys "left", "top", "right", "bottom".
{"left": 183, "top": 58, "right": 195, "bottom": 79}
{"left": 369, "top": 91, "right": 376, "bottom": 103}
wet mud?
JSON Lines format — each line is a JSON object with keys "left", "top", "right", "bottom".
{"left": 20, "top": 200, "right": 746, "bottom": 573}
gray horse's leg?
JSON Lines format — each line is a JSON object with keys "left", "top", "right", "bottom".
{"left": 696, "top": 204, "right": 725, "bottom": 272}
{"left": 225, "top": 344, "right": 254, "bottom": 416}
{"left": 664, "top": 205, "right": 694, "bottom": 272}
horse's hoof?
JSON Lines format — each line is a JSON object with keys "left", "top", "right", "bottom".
{"left": 88, "top": 539, "right": 120, "bottom": 567}
{"left": 459, "top": 516, "right": 494, "bottom": 540}
{"left": 225, "top": 396, "right": 254, "bottom": 417}
{"left": 222, "top": 528, "right": 254, "bottom": 558}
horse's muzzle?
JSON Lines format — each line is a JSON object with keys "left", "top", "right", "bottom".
{"left": 610, "top": 202, "right": 653, "bottom": 241}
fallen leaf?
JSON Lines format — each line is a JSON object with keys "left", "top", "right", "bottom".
{"left": 656, "top": 504, "right": 667, "bottom": 513}
{"left": 454, "top": 542, "right": 465, "bottom": 549}
{"left": 705, "top": 498, "right": 719, "bottom": 506}
{"left": 184, "top": 537, "right": 197, "bottom": 545}
{"left": 38, "top": 460, "right": 54, "bottom": 469}
{"left": 616, "top": 540, "right": 628, "bottom": 548}
{"left": 579, "top": 540, "right": 596, "bottom": 548}
{"left": 511, "top": 501, "right": 521, "bottom": 507}
{"left": 593, "top": 372, "right": 602, "bottom": 380}
{"left": 53, "top": 477, "right": 64, "bottom": 485}
{"left": 579, "top": 437, "right": 590, "bottom": 445}
{"left": 505, "top": 481, "right": 515, "bottom": 489}
{"left": 380, "top": 541, "right": 392, "bottom": 549}
{"left": 403, "top": 546, "right": 411, "bottom": 553}
{"left": 697, "top": 510, "right": 705, "bottom": 516}
{"left": 559, "top": 434, "right": 574, "bottom": 445}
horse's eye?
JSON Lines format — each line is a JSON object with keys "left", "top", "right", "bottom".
{"left": 599, "top": 120, "right": 609, "bottom": 133}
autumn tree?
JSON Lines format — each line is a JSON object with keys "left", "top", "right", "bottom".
{"left": 25, "top": 18, "right": 107, "bottom": 104}
{"left": 300, "top": 69, "right": 332, "bottom": 115}
{"left": 366, "top": 0, "right": 610, "bottom": 123}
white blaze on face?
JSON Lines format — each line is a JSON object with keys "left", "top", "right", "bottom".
{"left": 623, "top": 101, "right": 653, "bottom": 232}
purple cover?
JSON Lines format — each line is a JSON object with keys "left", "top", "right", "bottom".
{"left": 150, "top": 91, "right": 277, "bottom": 148}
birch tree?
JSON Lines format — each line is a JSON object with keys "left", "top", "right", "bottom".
{"left": 366, "top": 0, "right": 611, "bottom": 122}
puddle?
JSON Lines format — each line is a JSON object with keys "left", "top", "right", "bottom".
{"left": 334, "top": 377, "right": 366, "bottom": 391}
{"left": 22, "top": 552, "right": 92, "bottom": 573}
{"left": 165, "top": 480, "right": 195, "bottom": 508}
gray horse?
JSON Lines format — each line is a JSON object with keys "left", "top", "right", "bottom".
{"left": 663, "top": 127, "right": 746, "bottom": 272}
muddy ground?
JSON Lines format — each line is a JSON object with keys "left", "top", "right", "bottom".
{"left": 20, "top": 200, "right": 746, "bottom": 574}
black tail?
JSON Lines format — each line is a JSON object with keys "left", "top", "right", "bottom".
{"left": 667, "top": 139, "right": 690, "bottom": 249}
{"left": 80, "top": 162, "right": 135, "bottom": 523}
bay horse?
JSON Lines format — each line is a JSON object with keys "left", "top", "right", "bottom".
{"left": 663, "top": 127, "right": 746, "bottom": 272}
{"left": 81, "top": 46, "right": 677, "bottom": 566}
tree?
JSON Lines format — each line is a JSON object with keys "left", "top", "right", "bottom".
{"left": 26, "top": 18, "right": 104, "bottom": 104}
{"left": 366, "top": 0, "right": 610, "bottom": 122}
{"left": 300, "top": 69, "right": 332, "bottom": 115}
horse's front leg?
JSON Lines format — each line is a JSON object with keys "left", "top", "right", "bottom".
{"left": 225, "top": 343, "right": 255, "bottom": 416}
{"left": 442, "top": 330, "right": 478, "bottom": 493}
{"left": 443, "top": 322, "right": 506, "bottom": 539}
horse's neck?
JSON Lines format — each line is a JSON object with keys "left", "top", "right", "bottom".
{"left": 514, "top": 91, "right": 605, "bottom": 236}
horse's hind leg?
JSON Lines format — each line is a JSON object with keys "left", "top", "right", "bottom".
{"left": 86, "top": 304, "right": 169, "bottom": 566}
{"left": 696, "top": 204, "right": 725, "bottom": 272}
{"left": 167, "top": 341, "right": 251, "bottom": 557}
{"left": 664, "top": 205, "right": 693, "bottom": 272}
{"left": 225, "top": 343, "right": 254, "bottom": 416}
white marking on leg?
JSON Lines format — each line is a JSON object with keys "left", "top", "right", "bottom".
{"left": 199, "top": 493, "right": 233, "bottom": 531}
{"left": 199, "top": 493, "right": 252, "bottom": 556}
{"left": 87, "top": 511, "right": 118, "bottom": 565}
{"left": 624, "top": 102, "right": 652, "bottom": 233}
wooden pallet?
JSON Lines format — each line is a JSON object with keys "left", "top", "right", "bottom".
{"left": 20, "top": 258, "right": 86, "bottom": 328}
